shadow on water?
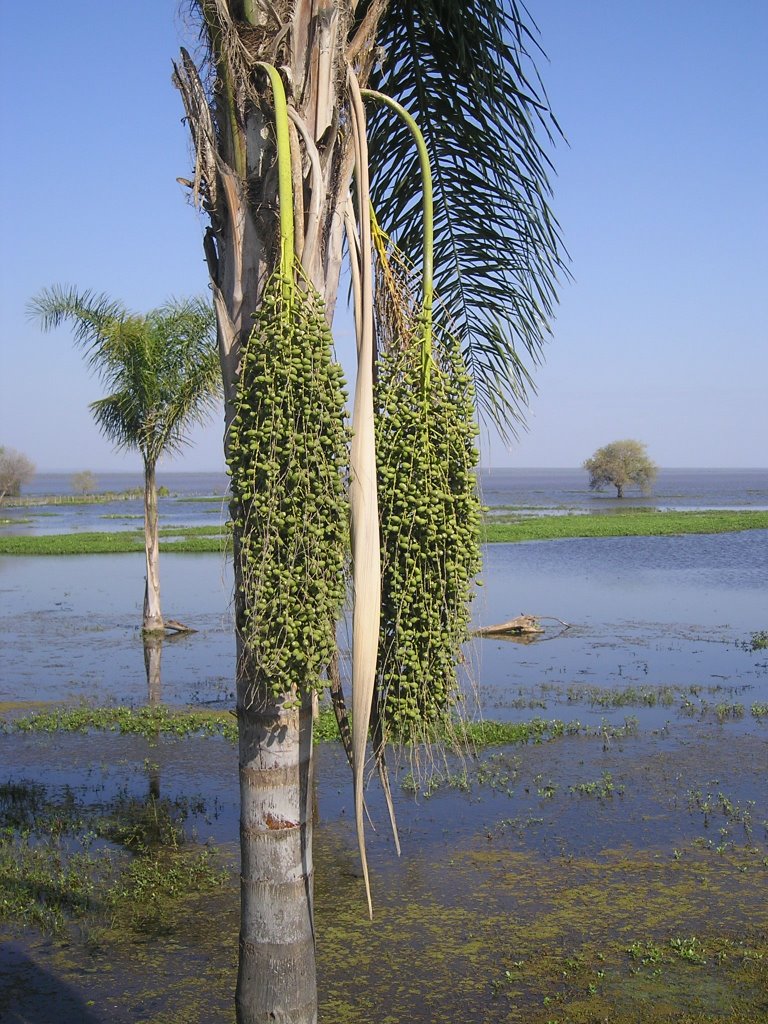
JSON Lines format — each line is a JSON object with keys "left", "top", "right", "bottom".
{"left": 0, "top": 944, "right": 102, "bottom": 1023}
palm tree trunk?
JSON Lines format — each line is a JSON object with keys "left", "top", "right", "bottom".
{"left": 142, "top": 460, "right": 163, "bottom": 633}
{"left": 174, "top": 8, "right": 389, "bottom": 1019}
{"left": 235, "top": 689, "right": 317, "bottom": 1024}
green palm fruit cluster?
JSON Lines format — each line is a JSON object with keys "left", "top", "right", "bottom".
{"left": 227, "top": 270, "right": 349, "bottom": 700}
{"left": 375, "top": 319, "right": 481, "bottom": 737}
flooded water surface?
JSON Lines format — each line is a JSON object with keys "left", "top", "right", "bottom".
{"left": 1, "top": 495, "right": 767, "bottom": 1022}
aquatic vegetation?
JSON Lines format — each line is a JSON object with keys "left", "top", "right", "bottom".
{"left": 627, "top": 940, "right": 664, "bottom": 965}
{"left": 1, "top": 710, "right": 767, "bottom": 1020}
{"left": 96, "top": 794, "right": 188, "bottom": 853}
{"left": 484, "top": 508, "right": 768, "bottom": 543}
{"left": 3, "top": 705, "right": 239, "bottom": 743}
{"left": 669, "top": 935, "right": 708, "bottom": 965}
{"left": 0, "top": 525, "right": 229, "bottom": 555}
{"left": 105, "top": 847, "right": 227, "bottom": 936}
{"left": 568, "top": 771, "right": 620, "bottom": 799}
{"left": 315, "top": 835, "right": 768, "bottom": 1023}
{"left": 6, "top": 508, "right": 768, "bottom": 557}
{"left": 0, "top": 835, "right": 99, "bottom": 933}
{"left": 715, "top": 701, "right": 745, "bottom": 720}
{"left": 457, "top": 717, "right": 582, "bottom": 748}
{"left": 474, "top": 753, "right": 520, "bottom": 794}
{"left": 0, "top": 779, "right": 229, "bottom": 940}
{"left": 686, "top": 788, "right": 755, "bottom": 836}
{"left": 566, "top": 683, "right": 676, "bottom": 708}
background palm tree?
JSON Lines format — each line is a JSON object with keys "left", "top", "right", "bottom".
{"left": 29, "top": 286, "right": 221, "bottom": 632}
{"left": 173, "top": 3, "right": 566, "bottom": 1021}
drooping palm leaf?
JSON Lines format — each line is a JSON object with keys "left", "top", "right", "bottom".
{"left": 360, "top": 0, "right": 568, "bottom": 439}
{"left": 27, "top": 286, "right": 128, "bottom": 378}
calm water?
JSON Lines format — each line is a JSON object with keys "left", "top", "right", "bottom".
{"left": 477, "top": 466, "right": 768, "bottom": 511}
{"left": 21, "top": 467, "right": 768, "bottom": 505}
{"left": 2, "top": 467, "right": 766, "bottom": 716}
{"left": 21, "top": 471, "right": 231, "bottom": 498}
{"left": 1, "top": 531, "right": 766, "bottom": 715}
{"left": 4, "top": 473, "right": 231, "bottom": 535}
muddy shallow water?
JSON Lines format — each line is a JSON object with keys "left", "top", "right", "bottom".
{"left": 1, "top": 534, "right": 767, "bottom": 1021}
{"left": 2, "top": 719, "right": 767, "bottom": 1023}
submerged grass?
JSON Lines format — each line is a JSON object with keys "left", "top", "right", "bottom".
{"left": 315, "top": 831, "right": 768, "bottom": 1024}
{"left": 0, "top": 809, "right": 229, "bottom": 939}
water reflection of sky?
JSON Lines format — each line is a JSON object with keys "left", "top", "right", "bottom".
{"left": 1, "top": 530, "right": 766, "bottom": 715}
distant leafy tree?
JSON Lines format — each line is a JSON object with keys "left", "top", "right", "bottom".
{"left": 583, "top": 439, "right": 658, "bottom": 498}
{"left": 0, "top": 447, "right": 35, "bottom": 502}
{"left": 71, "top": 470, "right": 97, "bottom": 495}
{"left": 29, "top": 287, "right": 221, "bottom": 632}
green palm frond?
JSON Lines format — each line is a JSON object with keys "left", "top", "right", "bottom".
{"left": 26, "top": 286, "right": 128, "bottom": 379}
{"left": 361, "top": 0, "right": 568, "bottom": 439}
{"left": 88, "top": 392, "right": 146, "bottom": 455}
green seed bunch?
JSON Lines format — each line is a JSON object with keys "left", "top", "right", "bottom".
{"left": 374, "top": 235, "right": 481, "bottom": 739}
{"left": 227, "top": 268, "right": 349, "bottom": 702}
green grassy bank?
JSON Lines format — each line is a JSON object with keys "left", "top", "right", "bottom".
{"left": 484, "top": 508, "right": 768, "bottom": 543}
{"left": 2, "top": 509, "right": 767, "bottom": 555}
{"left": 0, "top": 524, "right": 227, "bottom": 555}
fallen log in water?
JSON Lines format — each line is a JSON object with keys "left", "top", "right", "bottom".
{"left": 473, "top": 614, "right": 544, "bottom": 637}
{"left": 164, "top": 619, "right": 198, "bottom": 634}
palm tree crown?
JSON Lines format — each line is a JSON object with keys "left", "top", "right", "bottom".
{"left": 28, "top": 286, "right": 221, "bottom": 461}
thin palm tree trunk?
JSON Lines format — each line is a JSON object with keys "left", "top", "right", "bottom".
{"left": 142, "top": 460, "right": 163, "bottom": 633}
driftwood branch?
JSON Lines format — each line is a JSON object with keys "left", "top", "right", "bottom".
{"left": 164, "top": 619, "right": 198, "bottom": 635}
{"left": 475, "top": 610, "right": 573, "bottom": 634}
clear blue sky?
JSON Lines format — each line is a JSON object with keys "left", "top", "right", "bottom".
{"left": 1, "top": 2, "right": 766, "bottom": 472}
